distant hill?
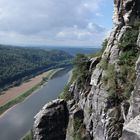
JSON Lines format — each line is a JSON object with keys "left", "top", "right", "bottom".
{"left": 40, "top": 47, "right": 100, "bottom": 56}
{"left": 0, "top": 45, "right": 73, "bottom": 90}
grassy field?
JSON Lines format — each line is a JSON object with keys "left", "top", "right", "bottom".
{"left": 0, "top": 68, "right": 63, "bottom": 115}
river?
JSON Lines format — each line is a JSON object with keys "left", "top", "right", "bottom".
{"left": 0, "top": 68, "right": 71, "bottom": 140}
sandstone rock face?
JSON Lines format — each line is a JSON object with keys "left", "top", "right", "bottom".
{"left": 121, "top": 115, "right": 140, "bottom": 140}
{"left": 119, "top": 20, "right": 140, "bottom": 138}
{"left": 120, "top": 32, "right": 140, "bottom": 140}
{"left": 66, "top": 0, "right": 140, "bottom": 140}
{"left": 113, "top": 0, "right": 140, "bottom": 26}
{"left": 131, "top": 54, "right": 140, "bottom": 118}
{"left": 33, "top": 1, "right": 140, "bottom": 140}
{"left": 33, "top": 99, "right": 69, "bottom": 140}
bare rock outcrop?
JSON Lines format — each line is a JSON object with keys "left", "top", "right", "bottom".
{"left": 33, "top": 0, "right": 140, "bottom": 140}
{"left": 33, "top": 99, "right": 69, "bottom": 140}
{"left": 121, "top": 115, "right": 140, "bottom": 140}
{"left": 66, "top": 0, "right": 140, "bottom": 140}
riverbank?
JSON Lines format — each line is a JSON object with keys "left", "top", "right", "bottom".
{"left": 0, "top": 68, "right": 63, "bottom": 115}
{"left": 22, "top": 130, "right": 33, "bottom": 140}
{"left": 0, "top": 68, "right": 71, "bottom": 140}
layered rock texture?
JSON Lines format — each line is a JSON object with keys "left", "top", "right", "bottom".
{"left": 33, "top": 0, "right": 140, "bottom": 140}
{"left": 33, "top": 99, "right": 69, "bottom": 140}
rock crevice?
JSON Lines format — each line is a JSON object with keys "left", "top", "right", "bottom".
{"left": 33, "top": 0, "right": 140, "bottom": 140}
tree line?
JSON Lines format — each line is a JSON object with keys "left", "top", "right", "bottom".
{"left": 0, "top": 45, "right": 73, "bottom": 91}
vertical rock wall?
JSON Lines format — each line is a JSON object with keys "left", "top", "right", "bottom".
{"left": 33, "top": 99, "right": 69, "bottom": 140}
{"left": 33, "top": 1, "right": 140, "bottom": 140}
{"left": 66, "top": 0, "right": 140, "bottom": 140}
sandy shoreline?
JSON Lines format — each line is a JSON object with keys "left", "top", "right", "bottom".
{"left": 0, "top": 69, "right": 57, "bottom": 106}
{"left": 0, "top": 87, "right": 42, "bottom": 118}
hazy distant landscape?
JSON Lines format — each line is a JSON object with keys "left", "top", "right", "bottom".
{"left": 0, "top": 0, "right": 139, "bottom": 140}
{"left": 0, "top": 44, "right": 100, "bottom": 91}
{"left": 0, "top": 45, "right": 74, "bottom": 91}
{"left": 0, "top": 43, "right": 100, "bottom": 140}
{"left": 41, "top": 46, "right": 100, "bottom": 56}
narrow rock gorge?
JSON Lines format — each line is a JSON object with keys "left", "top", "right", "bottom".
{"left": 33, "top": 0, "right": 140, "bottom": 140}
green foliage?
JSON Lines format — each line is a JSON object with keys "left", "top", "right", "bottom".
{"left": 117, "top": 64, "right": 136, "bottom": 100}
{"left": 89, "top": 39, "right": 108, "bottom": 58}
{"left": 0, "top": 45, "right": 73, "bottom": 90}
{"left": 103, "top": 63, "right": 125, "bottom": 102}
{"left": 60, "top": 54, "right": 90, "bottom": 101}
{"left": 42, "top": 77, "right": 48, "bottom": 82}
{"left": 73, "top": 54, "right": 89, "bottom": 70}
{"left": 124, "top": 83, "right": 134, "bottom": 99}
{"left": 71, "top": 54, "right": 90, "bottom": 88}
{"left": 73, "top": 118, "right": 85, "bottom": 140}
{"left": 103, "top": 64, "right": 118, "bottom": 100}
{"left": 74, "top": 118, "right": 82, "bottom": 132}
{"left": 74, "top": 133, "right": 82, "bottom": 140}
{"left": 117, "top": 24, "right": 139, "bottom": 100}
{"left": 102, "top": 23, "right": 139, "bottom": 102}
{"left": 59, "top": 84, "right": 72, "bottom": 101}
{"left": 115, "top": 29, "right": 138, "bottom": 100}
{"left": 134, "top": 20, "right": 140, "bottom": 30}
{"left": 101, "top": 39, "right": 108, "bottom": 53}
{"left": 106, "top": 64, "right": 116, "bottom": 91}
{"left": 118, "top": 50, "right": 138, "bottom": 66}
{"left": 100, "top": 57, "right": 108, "bottom": 70}
{"left": 119, "top": 29, "right": 138, "bottom": 51}
{"left": 68, "top": 39, "right": 108, "bottom": 97}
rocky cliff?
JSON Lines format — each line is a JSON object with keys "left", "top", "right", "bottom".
{"left": 33, "top": 0, "right": 140, "bottom": 140}
{"left": 33, "top": 99, "right": 69, "bottom": 140}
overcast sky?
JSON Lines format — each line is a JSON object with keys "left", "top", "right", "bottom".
{"left": 0, "top": 0, "right": 113, "bottom": 47}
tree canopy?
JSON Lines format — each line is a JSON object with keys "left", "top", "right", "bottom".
{"left": 0, "top": 45, "right": 73, "bottom": 90}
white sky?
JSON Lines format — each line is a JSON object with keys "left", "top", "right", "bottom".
{"left": 0, "top": 0, "right": 113, "bottom": 47}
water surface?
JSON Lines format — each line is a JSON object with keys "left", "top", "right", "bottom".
{"left": 0, "top": 68, "right": 71, "bottom": 140}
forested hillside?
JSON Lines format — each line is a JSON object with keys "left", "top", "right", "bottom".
{"left": 0, "top": 45, "right": 73, "bottom": 91}
{"left": 43, "top": 47, "right": 100, "bottom": 56}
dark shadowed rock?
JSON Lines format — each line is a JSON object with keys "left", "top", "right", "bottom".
{"left": 33, "top": 99, "right": 69, "bottom": 140}
{"left": 89, "top": 57, "right": 101, "bottom": 72}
